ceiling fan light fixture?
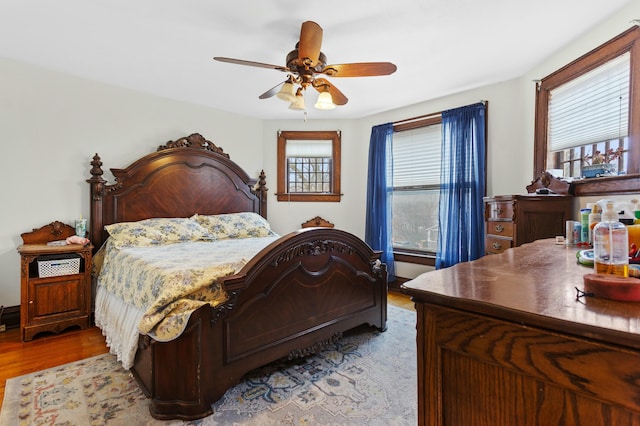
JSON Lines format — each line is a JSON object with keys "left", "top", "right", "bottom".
{"left": 314, "top": 91, "right": 335, "bottom": 110}
{"left": 276, "top": 81, "right": 296, "bottom": 102}
{"left": 289, "top": 90, "right": 306, "bottom": 110}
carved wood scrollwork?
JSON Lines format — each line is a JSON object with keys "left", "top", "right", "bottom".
{"left": 21, "top": 255, "right": 37, "bottom": 278}
{"left": 287, "top": 332, "right": 343, "bottom": 360}
{"left": 210, "top": 290, "right": 239, "bottom": 326}
{"left": 48, "top": 221, "right": 67, "bottom": 237}
{"left": 526, "top": 171, "right": 570, "bottom": 194}
{"left": 271, "top": 239, "right": 353, "bottom": 267}
{"left": 157, "top": 133, "right": 230, "bottom": 158}
{"left": 138, "top": 335, "right": 152, "bottom": 350}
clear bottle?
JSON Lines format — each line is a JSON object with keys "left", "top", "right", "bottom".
{"left": 593, "top": 200, "right": 629, "bottom": 277}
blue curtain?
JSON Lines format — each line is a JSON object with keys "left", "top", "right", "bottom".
{"left": 365, "top": 123, "right": 396, "bottom": 281}
{"left": 436, "top": 102, "right": 487, "bottom": 269}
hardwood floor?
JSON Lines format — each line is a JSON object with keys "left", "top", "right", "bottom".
{"left": 0, "top": 290, "right": 414, "bottom": 408}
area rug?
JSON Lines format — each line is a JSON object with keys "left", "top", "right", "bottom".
{"left": 1, "top": 305, "right": 416, "bottom": 425}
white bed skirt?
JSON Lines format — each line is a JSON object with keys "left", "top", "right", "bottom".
{"left": 94, "top": 286, "right": 145, "bottom": 370}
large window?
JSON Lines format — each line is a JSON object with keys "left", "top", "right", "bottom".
{"left": 276, "top": 130, "right": 341, "bottom": 202}
{"left": 392, "top": 116, "right": 442, "bottom": 255}
{"left": 535, "top": 26, "right": 640, "bottom": 195}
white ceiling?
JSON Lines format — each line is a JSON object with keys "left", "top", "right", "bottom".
{"left": 0, "top": 0, "right": 634, "bottom": 120}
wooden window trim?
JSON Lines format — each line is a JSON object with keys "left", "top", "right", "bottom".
{"left": 394, "top": 251, "right": 436, "bottom": 267}
{"left": 276, "top": 130, "right": 342, "bottom": 202}
{"left": 534, "top": 26, "right": 640, "bottom": 196}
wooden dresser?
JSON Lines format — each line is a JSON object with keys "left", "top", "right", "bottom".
{"left": 402, "top": 239, "right": 640, "bottom": 426}
{"left": 484, "top": 194, "right": 573, "bottom": 254}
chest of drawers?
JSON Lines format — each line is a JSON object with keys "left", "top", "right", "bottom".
{"left": 484, "top": 194, "right": 573, "bottom": 254}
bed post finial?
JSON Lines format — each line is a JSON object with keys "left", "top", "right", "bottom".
{"left": 257, "top": 169, "right": 268, "bottom": 219}
{"left": 86, "top": 153, "right": 107, "bottom": 250}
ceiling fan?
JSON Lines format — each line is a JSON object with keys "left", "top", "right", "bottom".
{"left": 213, "top": 21, "right": 397, "bottom": 111}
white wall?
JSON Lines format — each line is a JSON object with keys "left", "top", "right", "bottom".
{"left": 1, "top": 1, "right": 638, "bottom": 306}
{"left": 0, "top": 58, "right": 263, "bottom": 307}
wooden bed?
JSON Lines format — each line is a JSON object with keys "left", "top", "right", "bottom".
{"left": 87, "top": 133, "right": 388, "bottom": 420}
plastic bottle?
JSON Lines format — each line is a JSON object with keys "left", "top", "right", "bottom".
{"left": 580, "top": 207, "right": 591, "bottom": 243}
{"left": 588, "top": 204, "right": 601, "bottom": 245}
{"left": 593, "top": 200, "right": 629, "bottom": 277}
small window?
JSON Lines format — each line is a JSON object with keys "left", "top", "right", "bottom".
{"left": 534, "top": 25, "right": 640, "bottom": 195}
{"left": 276, "top": 130, "right": 342, "bottom": 202}
{"left": 547, "top": 52, "right": 630, "bottom": 178}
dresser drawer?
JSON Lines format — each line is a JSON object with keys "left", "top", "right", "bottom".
{"left": 486, "top": 220, "right": 514, "bottom": 238}
{"left": 485, "top": 201, "right": 514, "bottom": 220}
{"left": 485, "top": 236, "right": 512, "bottom": 254}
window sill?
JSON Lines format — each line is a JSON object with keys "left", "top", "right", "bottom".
{"left": 570, "top": 174, "right": 640, "bottom": 197}
{"left": 394, "top": 251, "right": 436, "bottom": 266}
{"left": 275, "top": 193, "right": 342, "bottom": 202}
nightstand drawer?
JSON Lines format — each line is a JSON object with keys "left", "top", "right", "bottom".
{"left": 485, "top": 236, "right": 512, "bottom": 254}
{"left": 486, "top": 220, "right": 514, "bottom": 238}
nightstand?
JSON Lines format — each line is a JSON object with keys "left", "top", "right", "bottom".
{"left": 17, "top": 221, "right": 93, "bottom": 342}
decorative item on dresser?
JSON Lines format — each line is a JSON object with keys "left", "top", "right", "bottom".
{"left": 17, "top": 221, "right": 93, "bottom": 342}
{"left": 484, "top": 172, "right": 573, "bottom": 254}
{"left": 87, "top": 133, "right": 388, "bottom": 421}
{"left": 402, "top": 239, "right": 640, "bottom": 426}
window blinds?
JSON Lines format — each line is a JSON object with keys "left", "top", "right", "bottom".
{"left": 548, "top": 52, "right": 630, "bottom": 152}
{"left": 286, "top": 140, "right": 332, "bottom": 157}
{"left": 393, "top": 124, "right": 442, "bottom": 187}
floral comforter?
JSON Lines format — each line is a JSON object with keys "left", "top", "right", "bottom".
{"left": 96, "top": 236, "right": 280, "bottom": 342}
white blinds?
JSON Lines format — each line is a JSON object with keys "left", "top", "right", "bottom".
{"left": 393, "top": 124, "right": 442, "bottom": 187}
{"left": 286, "top": 140, "right": 332, "bottom": 157}
{"left": 548, "top": 52, "right": 630, "bottom": 152}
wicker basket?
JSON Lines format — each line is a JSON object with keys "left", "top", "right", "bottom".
{"left": 37, "top": 254, "right": 81, "bottom": 278}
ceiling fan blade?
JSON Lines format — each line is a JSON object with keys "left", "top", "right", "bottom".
{"left": 298, "top": 21, "right": 323, "bottom": 66}
{"left": 214, "top": 56, "right": 289, "bottom": 72}
{"left": 258, "top": 81, "right": 286, "bottom": 99}
{"left": 319, "top": 62, "right": 397, "bottom": 77}
{"left": 313, "top": 78, "right": 348, "bottom": 105}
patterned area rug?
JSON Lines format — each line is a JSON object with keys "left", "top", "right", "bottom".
{"left": 1, "top": 305, "right": 416, "bottom": 425}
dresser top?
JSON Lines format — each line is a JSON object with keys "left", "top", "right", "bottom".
{"left": 483, "top": 193, "right": 572, "bottom": 202}
{"left": 402, "top": 239, "right": 640, "bottom": 350}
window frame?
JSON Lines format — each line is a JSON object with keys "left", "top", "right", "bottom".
{"left": 391, "top": 115, "right": 442, "bottom": 266}
{"left": 276, "top": 130, "right": 342, "bottom": 202}
{"left": 534, "top": 26, "right": 640, "bottom": 196}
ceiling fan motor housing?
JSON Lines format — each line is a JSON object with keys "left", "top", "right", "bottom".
{"left": 286, "top": 48, "right": 327, "bottom": 72}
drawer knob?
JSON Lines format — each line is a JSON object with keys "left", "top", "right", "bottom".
{"left": 492, "top": 242, "right": 502, "bottom": 250}
{"left": 494, "top": 207, "right": 503, "bottom": 215}
{"left": 495, "top": 224, "right": 504, "bottom": 233}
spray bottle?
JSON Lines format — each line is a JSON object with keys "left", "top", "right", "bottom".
{"left": 592, "top": 200, "right": 629, "bottom": 277}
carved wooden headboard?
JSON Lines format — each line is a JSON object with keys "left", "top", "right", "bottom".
{"left": 87, "top": 133, "right": 268, "bottom": 249}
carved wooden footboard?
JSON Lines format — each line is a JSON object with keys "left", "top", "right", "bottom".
{"left": 131, "top": 227, "right": 387, "bottom": 420}
{"left": 88, "top": 134, "right": 388, "bottom": 420}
